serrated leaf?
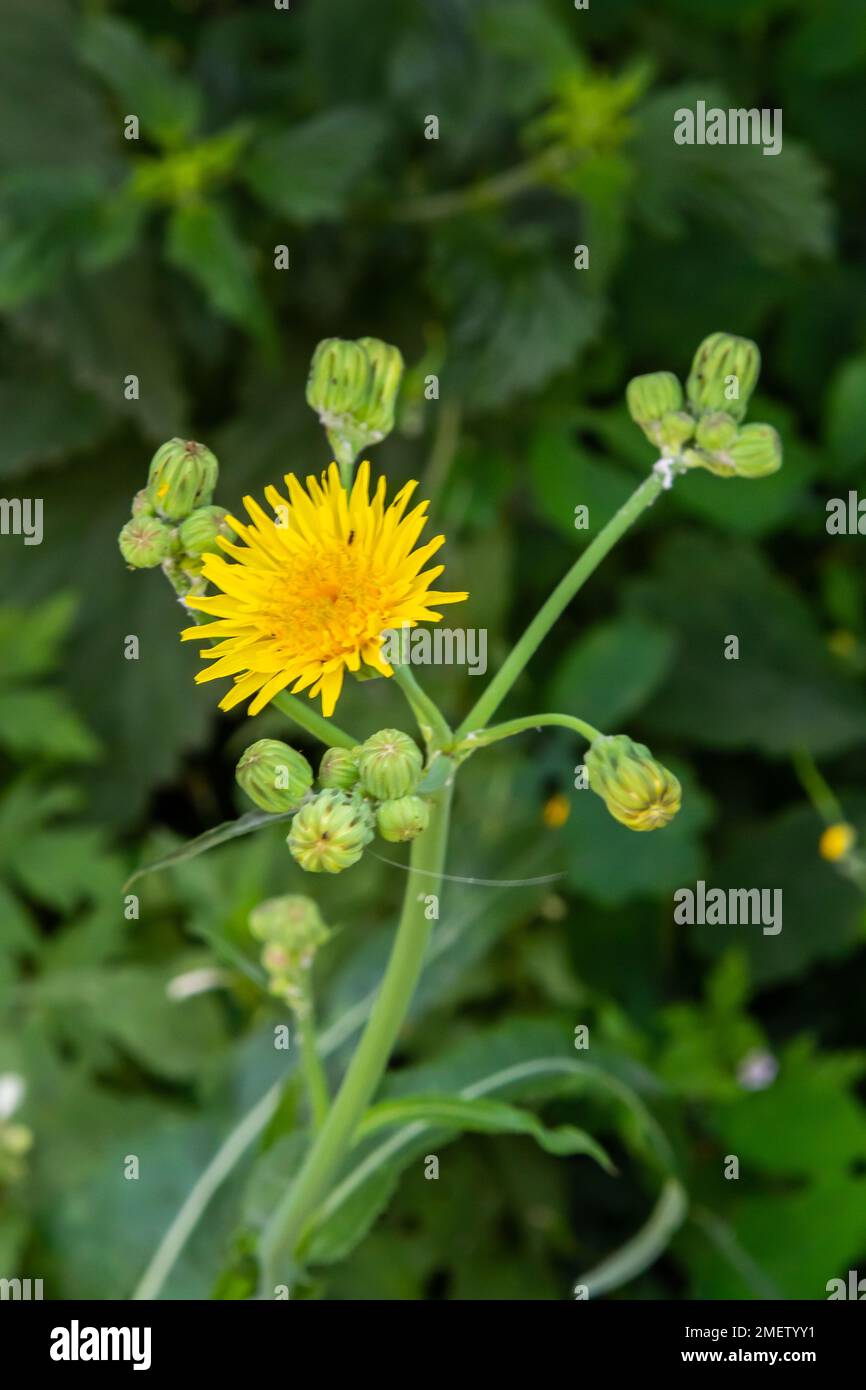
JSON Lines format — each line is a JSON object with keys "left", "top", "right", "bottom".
{"left": 244, "top": 107, "right": 386, "bottom": 221}
{"left": 78, "top": 14, "right": 202, "bottom": 148}
{"left": 166, "top": 200, "right": 276, "bottom": 351}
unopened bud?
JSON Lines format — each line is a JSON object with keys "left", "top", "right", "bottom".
{"left": 179, "top": 504, "right": 232, "bottom": 557}
{"left": 288, "top": 790, "right": 374, "bottom": 873}
{"left": 354, "top": 337, "right": 405, "bottom": 438}
{"left": 657, "top": 411, "right": 695, "bottom": 453}
{"left": 585, "top": 734, "right": 681, "bottom": 832}
{"left": 695, "top": 411, "right": 738, "bottom": 452}
{"left": 357, "top": 728, "right": 423, "bottom": 801}
{"left": 686, "top": 333, "right": 760, "bottom": 422}
{"left": 146, "top": 438, "right": 219, "bottom": 521}
{"left": 318, "top": 746, "right": 361, "bottom": 791}
{"left": 376, "top": 795, "right": 431, "bottom": 842}
{"left": 236, "top": 739, "right": 313, "bottom": 813}
{"left": 727, "top": 422, "right": 783, "bottom": 479}
{"left": 626, "top": 372, "right": 684, "bottom": 445}
{"left": 118, "top": 515, "right": 175, "bottom": 568}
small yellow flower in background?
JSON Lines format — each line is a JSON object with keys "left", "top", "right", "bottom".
{"left": 182, "top": 461, "right": 467, "bottom": 717}
{"left": 543, "top": 793, "right": 570, "bottom": 829}
{"left": 819, "top": 822, "right": 856, "bottom": 862}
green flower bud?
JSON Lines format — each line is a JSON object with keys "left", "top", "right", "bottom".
{"left": 288, "top": 790, "right": 374, "bottom": 874}
{"left": 726, "top": 422, "right": 783, "bottom": 479}
{"left": 306, "top": 337, "right": 404, "bottom": 466}
{"left": 319, "top": 745, "right": 360, "bottom": 791}
{"left": 236, "top": 739, "right": 313, "bottom": 813}
{"left": 357, "top": 729, "right": 424, "bottom": 800}
{"left": 131, "top": 488, "right": 155, "bottom": 517}
{"left": 626, "top": 372, "right": 684, "bottom": 445}
{"left": 695, "top": 411, "right": 738, "bottom": 452}
{"left": 376, "top": 795, "right": 431, "bottom": 843}
{"left": 306, "top": 338, "right": 371, "bottom": 421}
{"left": 146, "top": 438, "right": 219, "bottom": 521}
{"left": 680, "top": 445, "right": 737, "bottom": 478}
{"left": 657, "top": 410, "right": 695, "bottom": 452}
{"left": 585, "top": 734, "right": 681, "bottom": 832}
{"left": 354, "top": 337, "right": 405, "bottom": 438}
{"left": 686, "top": 333, "right": 760, "bottom": 423}
{"left": 118, "top": 515, "right": 175, "bottom": 569}
{"left": 179, "top": 504, "right": 232, "bottom": 557}
{"left": 249, "top": 895, "right": 331, "bottom": 1009}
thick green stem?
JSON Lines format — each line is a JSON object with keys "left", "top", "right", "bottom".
{"left": 455, "top": 712, "right": 602, "bottom": 758}
{"left": 457, "top": 471, "right": 665, "bottom": 737}
{"left": 296, "top": 988, "right": 330, "bottom": 1132}
{"left": 258, "top": 783, "right": 454, "bottom": 1289}
{"left": 272, "top": 691, "right": 357, "bottom": 751}
{"left": 391, "top": 660, "right": 452, "bottom": 750}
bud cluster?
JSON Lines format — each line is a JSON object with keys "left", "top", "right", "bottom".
{"left": 248, "top": 895, "right": 331, "bottom": 1012}
{"left": 625, "top": 333, "right": 782, "bottom": 483}
{"left": 234, "top": 727, "right": 431, "bottom": 875}
{"left": 118, "top": 438, "right": 231, "bottom": 596}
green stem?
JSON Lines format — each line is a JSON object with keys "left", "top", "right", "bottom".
{"left": 457, "top": 471, "right": 665, "bottom": 737}
{"left": 297, "top": 989, "right": 330, "bottom": 1132}
{"left": 422, "top": 399, "right": 462, "bottom": 504}
{"left": 258, "top": 782, "right": 453, "bottom": 1289}
{"left": 455, "top": 712, "right": 602, "bottom": 758}
{"left": 272, "top": 691, "right": 357, "bottom": 751}
{"left": 791, "top": 747, "right": 843, "bottom": 826}
{"left": 391, "top": 660, "right": 452, "bottom": 750}
{"left": 394, "top": 149, "right": 572, "bottom": 224}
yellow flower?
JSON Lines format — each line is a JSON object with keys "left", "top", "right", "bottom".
{"left": 181, "top": 461, "right": 468, "bottom": 717}
{"left": 542, "top": 793, "right": 570, "bottom": 828}
{"left": 819, "top": 822, "right": 856, "bottom": 863}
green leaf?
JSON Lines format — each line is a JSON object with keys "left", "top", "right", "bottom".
{"left": 0, "top": 689, "right": 99, "bottom": 762}
{"left": 694, "top": 803, "right": 865, "bottom": 985}
{"left": 634, "top": 83, "right": 833, "bottom": 264}
{"left": 631, "top": 533, "right": 866, "bottom": 757}
{"left": 303, "top": 1020, "right": 673, "bottom": 1267}
{"left": 575, "top": 1177, "right": 688, "bottom": 1298}
{"left": 357, "top": 1094, "right": 614, "bottom": 1168}
{"left": 0, "top": 594, "right": 77, "bottom": 680}
{"left": 78, "top": 15, "right": 202, "bottom": 148}
{"left": 124, "top": 810, "right": 294, "bottom": 891}
{"left": 824, "top": 354, "right": 866, "bottom": 477}
{"left": 166, "top": 200, "right": 276, "bottom": 350}
{"left": 529, "top": 422, "right": 636, "bottom": 543}
{"left": 547, "top": 615, "right": 676, "bottom": 730}
{"left": 563, "top": 761, "right": 714, "bottom": 908}
{"left": 432, "top": 236, "right": 603, "bottom": 410}
{"left": 244, "top": 107, "right": 387, "bottom": 221}
{"left": 0, "top": 355, "right": 113, "bottom": 477}
{"left": 11, "top": 258, "right": 188, "bottom": 439}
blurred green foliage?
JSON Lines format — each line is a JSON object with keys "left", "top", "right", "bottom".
{"left": 1, "top": 0, "right": 865, "bottom": 1301}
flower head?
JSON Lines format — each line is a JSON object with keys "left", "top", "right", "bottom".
{"left": 182, "top": 461, "right": 468, "bottom": 717}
